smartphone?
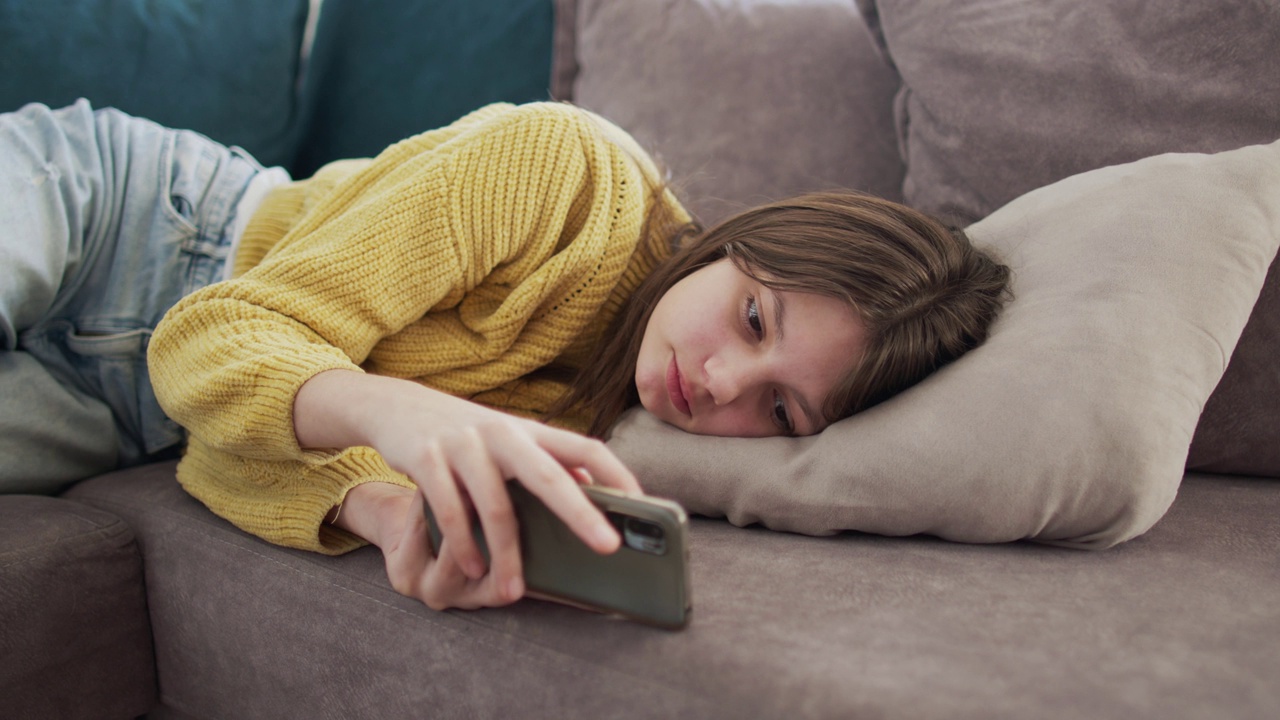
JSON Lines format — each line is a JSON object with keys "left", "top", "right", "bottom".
{"left": 423, "top": 483, "right": 691, "bottom": 629}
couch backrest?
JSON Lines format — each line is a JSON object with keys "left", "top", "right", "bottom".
{"left": 291, "top": 0, "right": 555, "bottom": 176}
{"left": 0, "top": 0, "right": 556, "bottom": 177}
{"left": 0, "top": 0, "right": 311, "bottom": 168}
{"left": 554, "top": 0, "right": 906, "bottom": 226}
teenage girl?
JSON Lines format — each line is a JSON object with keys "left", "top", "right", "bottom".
{"left": 0, "top": 100, "right": 1009, "bottom": 611}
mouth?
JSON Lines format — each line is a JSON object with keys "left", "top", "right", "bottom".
{"left": 666, "top": 355, "right": 692, "bottom": 417}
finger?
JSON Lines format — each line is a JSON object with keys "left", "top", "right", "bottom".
{"left": 385, "top": 489, "right": 434, "bottom": 599}
{"left": 569, "top": 467, "right": 594, "bottom": 485}
{"left": 484, "top": 423, "right": 621, "bottom": 556}
{"left": 415, "top": 441, "right": 486, "bottom": 580}
{"left": 424, "top": 538, "right": 522, "bottom": 610}
{"left": 445, "top": 427, "right": 525, "bottom": 603}
{"left": 530, "top": 425, "right": 643, "bottom": 495}
{"left": 418, "top": 537, "right": 467, "bottom": 609}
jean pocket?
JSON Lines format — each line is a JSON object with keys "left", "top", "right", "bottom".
{"left": 159, "top": 134, "right": 204, "bottom": 237}
{"left": 63, "top": 326, "right": 183, "bottom": 457}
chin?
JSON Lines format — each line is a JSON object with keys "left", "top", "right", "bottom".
{"left": 635, "top": 391, "right": 681, "bottom": 430}
{"left": 658, "top": 414, "right": 691, "bottom": 433}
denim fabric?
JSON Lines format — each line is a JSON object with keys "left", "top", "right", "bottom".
{"left": 0, "top": 100, "right": 262, "bottom": 492}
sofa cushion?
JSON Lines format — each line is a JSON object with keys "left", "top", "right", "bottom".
{"left": 608, "top": 138, "right": 1280, "bottom": 548}
{"left": 0, "top": 0, "right": 311, "bottom": 168}
{"left": 0, "top": 495, "right": 155, "bottom": 719}
{"left": 291, "top": 0, "right": 555, "bottom": 176}
{"left": 1188, "top": 256, "right": 1280, "bottom": 475}
{"left": 856, "top": 0, "right": 1280, "bottom": 476}
{"left": 65, "top": 461, "right": 1280, "bottom": 718}
{"left": 558, "top": 0, "right": 904, "bottom": 225}
{"left": 856, "top": 0, "right": 1280, "bottom": 224}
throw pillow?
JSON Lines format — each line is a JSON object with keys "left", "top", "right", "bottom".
{"left": 607, "top": 139, "right": 1280, "bottom": 548}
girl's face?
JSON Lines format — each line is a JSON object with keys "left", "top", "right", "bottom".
{"left": 635, "top": 258, "right": 866, "bottom": 437}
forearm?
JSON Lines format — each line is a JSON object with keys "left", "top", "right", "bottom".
{"left": 293, "top": 368, "right": 487, "bottom": 452}
{"left": 149, "top": 294, "right": 361, "bottom": 461}
{"left": 294, "top": 369, "right": 482, "bottom": 548}
{"left": 293, "top": 369, "right": 382, "bottom": 451}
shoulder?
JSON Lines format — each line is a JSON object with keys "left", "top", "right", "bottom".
{"left": 466, "top": 103, "right": 651, "bottom": 162}
{"left": 481, "top": 101, "right": 601, "bottom": 128}
{"left": 460, "top": 102, "right": 615, "bottom": 152}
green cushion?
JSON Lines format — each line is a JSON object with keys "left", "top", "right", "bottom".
{"left": 293, "top": 0, "right": 554, "bottom": 176}
{"left": 0, "top": 0, "right": 309, "bottom": 168}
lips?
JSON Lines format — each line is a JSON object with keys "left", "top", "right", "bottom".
{"left": 666, "top": 355, "right": 692, "bottom": 416}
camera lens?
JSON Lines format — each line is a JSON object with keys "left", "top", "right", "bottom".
{"left": 606, "top": 511, "right": 627, "bottom": 534}
{"left": 622, "top": 517, "right": 666, "bottom": 555}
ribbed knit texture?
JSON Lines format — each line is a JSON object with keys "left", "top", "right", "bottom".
{"left": 149, "top": 103, "right": 688, "bottom": 553}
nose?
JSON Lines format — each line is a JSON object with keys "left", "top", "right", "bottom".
{"left": 703, "top": 349, "right": 766, "bottom": 407}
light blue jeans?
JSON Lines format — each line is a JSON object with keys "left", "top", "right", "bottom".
{"left": 0, "top": 100, "right": 264, "bottom": 493}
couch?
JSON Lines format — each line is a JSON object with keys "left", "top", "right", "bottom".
{"left": 3, "top": 1, "right": 1278, "bottom": 718}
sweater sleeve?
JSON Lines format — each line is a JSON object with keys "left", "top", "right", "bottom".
{"left": 149, "top": 103, "right": 606, "bottom": 465}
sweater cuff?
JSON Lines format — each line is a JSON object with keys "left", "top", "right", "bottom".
{"left": 177, "top": 440, "right": 415, "bottom": 555}
{"left": 308, "top": 453, "right": 418, "bottom": 555}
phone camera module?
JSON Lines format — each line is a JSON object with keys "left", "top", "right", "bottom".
{"left": 622, "top": 517, "right": 667, "bottom": 555}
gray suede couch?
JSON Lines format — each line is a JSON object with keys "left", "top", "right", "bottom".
{"left": 3, "top": 1, "right": 1278, "bottom": 718}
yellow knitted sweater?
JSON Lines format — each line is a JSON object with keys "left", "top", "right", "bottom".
{"left": 148, "top": 103, "right": 689, "bottom": 554}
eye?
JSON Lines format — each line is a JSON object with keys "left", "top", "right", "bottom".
{"left": 771, "top": 392, "right": 795, "bottom": 435}
{"left": 742, "top": 294, "right": 763, "bottom": 338}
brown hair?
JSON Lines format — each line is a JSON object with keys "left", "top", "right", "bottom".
{"left": 549, "top": 190, "right": 1012, "bottom": 437}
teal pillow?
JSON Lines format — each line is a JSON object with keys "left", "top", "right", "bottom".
{"left": 293, "top": 0, "right": 554, "bottom": 176}
{"left": 0, "top": 0, "right": 309, "bottom": 168}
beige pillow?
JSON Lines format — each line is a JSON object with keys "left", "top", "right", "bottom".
{"left": 555, "top": 0, "right": 904, "bottom": 225}
{"left": 607, "top": 140, "right": 1280, "bottom": 548}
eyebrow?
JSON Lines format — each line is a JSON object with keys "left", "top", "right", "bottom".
{"left": 769, "top": 290, "right": 820, "bottom": 434}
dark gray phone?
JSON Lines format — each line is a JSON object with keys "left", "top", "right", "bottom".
{"left": 424, "top": 483, "right": 691, "bottom": 629}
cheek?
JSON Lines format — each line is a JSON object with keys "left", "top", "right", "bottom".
{"left": 674, "top": 310, "right": 734, "bottom": 356}
{"left": 696, "top": 407, "right": 770, "bottom": 439}
{"left": 634, "top": 329, "right": 663, "bottom": 402}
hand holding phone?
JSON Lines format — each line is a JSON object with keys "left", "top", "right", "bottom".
{"left": 425, "top": 483, "right": 692, "bottom": 629}
{"left": 300, "top": 372, "right": 674, "bottom": 616}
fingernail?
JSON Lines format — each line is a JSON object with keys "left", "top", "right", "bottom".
{"left": 507, "top": 577, "right": 524, "bottom": 600}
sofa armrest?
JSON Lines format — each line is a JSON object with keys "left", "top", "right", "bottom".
{"left": 0, "top": 495, "right": 156, "bottom": 719}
